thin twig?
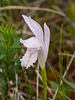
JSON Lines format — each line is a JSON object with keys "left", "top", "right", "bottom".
{"left": 15, "top": 71, "right": 19, "bottom": 100}
{"left": 0, "top": 6, "right": 65, "bottom": 16}
{"left": 58, "top": 52, "right": 75, "bottom": 58}
{"left": 52, "top": 52, "right": 75, "bottom": 100}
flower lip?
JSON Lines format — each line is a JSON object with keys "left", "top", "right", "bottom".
{"left": 20, "top": 48, "right": 39, "bottom": 69}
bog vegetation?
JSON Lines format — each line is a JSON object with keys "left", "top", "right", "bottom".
{"left": 0, "top": 0, "right": 75, "bottom": 100}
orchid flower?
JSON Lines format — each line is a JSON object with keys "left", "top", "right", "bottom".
{"left": 20, "top": 15, "right": 50, "bottom": 69}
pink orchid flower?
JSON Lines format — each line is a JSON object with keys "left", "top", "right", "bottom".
{"left": 20, "top": 15, "right": 50, "bottom": 69}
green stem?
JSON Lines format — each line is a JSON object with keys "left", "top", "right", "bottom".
{"left": 59, "top": 25, "right": 63, "bottom": 76}
{"left": 41, "top": 67, "right": 47, "bottom": 100}
{"left": 6, "top": 40, "right": 11, "bottom": 100}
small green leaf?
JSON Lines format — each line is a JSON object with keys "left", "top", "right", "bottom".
{"left": 11, "top": 22, "right": 21, "bottom": 37}
{"left": 9, "top": 36, "right": 28, "bottom": 49}
{"left": 0, "top": 39, "right": 6, "bottom": 43}
{"left": 9, "top": 58, "right": 20, "bottom": 63}
{"left": 66, "top": 86, "right": 71, "bottom": 96}
{"left": 58, "top": 74, "right": 75, "bottom": 89}
{"left": 0, "top": 43, "right": 6, "bottom": 51}
{"left": 0, "top": 71, "right": 7, "bottom": 78}
{"left": 10, "top": 84, "right": 16, "bottom": 88}
{"left": 9, "top": 40, "right": 21, "bottom": 49}
{"left": 16, "top": 70, "right": 25, "bottom": 74}
{"left": 0, "top": 72, "right": 3, "bottom": 76}
{"left": 0, "top": 54, "right": 6, "bottom": 60}
{"left": 49, "top": 81, "right": 59, "bottom": 90}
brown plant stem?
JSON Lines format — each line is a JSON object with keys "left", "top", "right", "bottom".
{"left": 0, "top": 6, "right": 65, "bottom": 16}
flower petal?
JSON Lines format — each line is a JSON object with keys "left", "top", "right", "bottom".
{"left": 22, "top": 15, "right": 43, "bottom": 41}
{"left": 38, "top": 48, "right": 45, "bottom": 69}
{"left": 44, "top": 23, "right": 50, "bottom": 60}
{"left": 20, "top": 37, "right": 43, "bottom": 48}
{"left": 20, "top": 48, "right": 39, "bottom": 69}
